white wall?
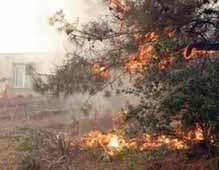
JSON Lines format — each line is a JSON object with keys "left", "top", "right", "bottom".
{"left": 0, "top": 52, "right": 56, "bottom": 96}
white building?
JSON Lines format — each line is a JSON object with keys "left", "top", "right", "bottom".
{"left": 0, "top": 52, "right": 60, "bottom": 97}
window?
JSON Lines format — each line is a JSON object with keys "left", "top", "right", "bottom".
{"left": 12, "top": 63, "right": 33, "bottom": 88}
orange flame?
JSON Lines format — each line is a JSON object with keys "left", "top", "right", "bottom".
{"left": 81, "top": 131, "right": 126, "bottom": 155}
{"left": 80, "top": 126, "right": 204, "bottom": 155}
{"left": 124, "top": 44, "right": 154, "bottom": 72}
{"left": 164, "top": 26, "right": 175, "bottom": 38}
{"left": 145, "top": 32, "right": 157, "bottom": 42}
{"left": 183, "top": 47, "right": 219, "bottom": 60}
{"left": 109, "top": 0, "right": 129, "bottom": 13}
{"left": 92, "top": 63, "right": 109, "bottom": 80}
{"left": 185, "top": 124, "right": 204, "bottom": 141}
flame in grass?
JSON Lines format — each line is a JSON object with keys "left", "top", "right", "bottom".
{"left": 139, "top": 134, "right": 186, "bottom": 150}
{"left": 185, "top": 123, "right": 204, "bottom": 141}
{"left": 109, "top": 135, "right": 120, "bottom": 148}
{"left": 80, "top": 127, "right": 204, "bottom": 156}
{"left": 81, "top": 131, "right": 126, "bottom": 155}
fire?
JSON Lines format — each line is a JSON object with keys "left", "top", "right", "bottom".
{"left": 109, "top": 135, "right": 119, "bottom": 148}
{"left": 125, "top": 53, "right": 145, "bottom": 72}
{"left": 139, "top": 134, "right": 186, "bottom": 150}
{"left": 109, "top": 0, "right": 129, "bottom": 13}
{"left": 163, "top": 26, "right": 175, "bottom": 38}
{"left": 80, "top": 127, "right": 204, "bottom": 156}
{"left": 159, "top": 56, "right": 174, "bottom": 69}
{"left": 183, "top": 47, "right": 219, "bottom": 60}
{"left": 92, "top": 63, "right": 104, "bottom": 74}
{"left": 194, "top": 128, "right": 204, "bottom": 141}
{"left": 145, "top": 32, "right": 157, "bottom": 42}
{"left": 124, "top": 31, "right": 176, "bottom": 72}
{"left": 124, "top": 44, "right": 154, "bottom": 72}
{"left": 92, "top": 63, "right": 109, "bottom": 80}
{"left": 126, "top": 29, "right": 219, "bottom": 72}
{"left": 185, "top": 124, "right": 204, "bottom": 141}
{"left": 81, "top": 131, "right": 126, "bottom": 155}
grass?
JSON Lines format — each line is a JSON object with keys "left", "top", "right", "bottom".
{"left": 0, "top": 115, "right": 219, "bottom": 170}
{"left": 0, "top": 112, "right": 77, "bottom": 169}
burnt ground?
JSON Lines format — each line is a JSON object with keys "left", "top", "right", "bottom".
{"left": 1, "top": 116, "right": 218, "bottom": 170}
{"left": 0, "top": 115, "right": 69, "bottom": 170}
{"left": 0, "top": 96, "right": 113, "bottom": 170}
{"left": 0, "top": 97, "right": 218, "bottom": 170}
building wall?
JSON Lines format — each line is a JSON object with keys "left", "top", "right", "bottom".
{"left": 0, "top": 52, "right": 62, "bottom": 97}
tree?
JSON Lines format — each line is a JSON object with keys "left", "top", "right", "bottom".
{"left": 34, "top": 0, "right": 219, "bottom": 148}
{"left": 127, "top": 55, "right": 219, "bottom": 148}
{"left": 161, "top": 60, "right": 219, "bottom": 148}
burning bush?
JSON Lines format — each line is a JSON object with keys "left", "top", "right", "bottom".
{"left": 127, "top": 58, "right": 219, "bottom": 152}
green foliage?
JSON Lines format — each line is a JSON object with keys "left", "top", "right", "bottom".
{"left": 40, "top": 0, "right": 219, "bottom": 150}
{"left": 32, "top": 77, "right": 49, "bottom": 95}
{"left": 47, "top": 57, "right": 108, "bottom": 96}
{"left": 41, "top": 0, "right": 219, "bottom": 96}
{"left": 17, "top": 139, "right": 33, "bottom": 152}
{"left": 164, "top": 60, "right": 219, "bottom": 144}
{"left": 130, "top": 58, "right": 219, "bottom": 148}
{"left": 102, "top": 153, "right": 111, "bottom": 162}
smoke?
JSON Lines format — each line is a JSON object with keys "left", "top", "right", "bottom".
{"left": 52, "top": 1, "right": 139, "bottom": 121}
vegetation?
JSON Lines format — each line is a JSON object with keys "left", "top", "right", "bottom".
{"left": 6, "top": 0, "right": 218, "bottom": 169}
{"left": 35, "top": 0, "right": 219, "bottom": 151}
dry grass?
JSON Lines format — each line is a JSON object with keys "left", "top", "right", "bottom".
{"left": 0, "top": 110, "right": 71, "bottom": 170}
{"left": 0, "top": 108, "right": 218, "bottom": 170}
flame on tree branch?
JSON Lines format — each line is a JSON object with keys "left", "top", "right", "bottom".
{"left": 183, "top": 42, "right": 219, "bottom": 59}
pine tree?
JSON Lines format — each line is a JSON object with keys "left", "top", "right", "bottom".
{"left": 33, "top": 0, "right": 219, "bottom": 149}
